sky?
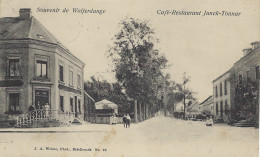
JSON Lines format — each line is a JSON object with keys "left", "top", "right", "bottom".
{"left": 1, "top": 0, "right": 260, "bottom": 102}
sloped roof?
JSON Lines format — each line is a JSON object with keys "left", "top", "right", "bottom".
{"left": 0, "top": 16, "right": 83, "bottom": 65}
{"left": 200, "top": 95, "right": 213, "bottom": 106}
{"left": 187, "top": 102, "right": 199, "bottom": 110}
{"left": 95, "top": 99, "right": 118, "bottom": 109}
{"left": 0, "top": 17, "right": 61, "bottom": 44}
{"left": 84, "top": 91, "right": 95, "bottom": 102}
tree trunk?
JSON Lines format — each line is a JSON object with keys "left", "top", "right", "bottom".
{"left": 139, "top": 102, "right": 142, "bottom": 121}
{"left": 134, "top": 100, "right": 138, "bottom": 123}
{"left": 143, "top": 103, "right": 146, "bottom": 120}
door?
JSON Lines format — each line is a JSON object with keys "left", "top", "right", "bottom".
{"left": 220, "top": 102, "right": 223, "bottom": 117}
{"left": 9, "top": 93, "right": 19, "bottom": 112}
{"left": 35, "top": 90, "right": 49, "bottom": 109}
{"left": 74, "top": 96, "right": 78, "bottom": 118}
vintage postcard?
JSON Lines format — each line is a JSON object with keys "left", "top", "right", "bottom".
{"left": 0, "top": 0, "right": 259, "bottom": 157}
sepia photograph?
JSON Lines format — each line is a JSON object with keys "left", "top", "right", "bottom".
{"left": 0, "top": 0, "right": 259, "bottom": 157}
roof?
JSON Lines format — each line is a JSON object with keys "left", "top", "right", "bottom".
{"left": 84, "top": 91, "right": 95, "bottom": 102}
{"left": 95, "top": 99, "right": 118, "bottom": 109}
{"left": 212, "top": 70, "right": 230, "bottom": 83}
{"left": 233, "top": 45, "right": 260, "bottom": 66}
{"left": 0, "top": 16, "right": 84, "bottom": 65}
{"left": 187, "top": 102, "right": 199, "bottom": 109}
{"left": 200, "top": 95, "right": 213, "bottom": 105}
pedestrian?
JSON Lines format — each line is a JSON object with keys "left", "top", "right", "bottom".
{"left": 36, "top": 101, "right": 40, "bottom": 109}
{"left": 123, "top": 114, "right": 127, "bottom": 128}
{"left": 126, "top": 114, "right": 131, "bottom": 128}
{"left": 45, "top": 103, "right": 50, "bottom": 118}
{"left": 111, "top": 114, "right": 117, "bottom": 125}
{"left": 28, "top": 104, "right": 35, "bottom": 112}
{"left": 206, "top": 116, "right": 213, "bottom": 127}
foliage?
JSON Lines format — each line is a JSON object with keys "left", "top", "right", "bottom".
{"left": 166, "top": 73, "right": 196, "bottom": 115}
{"left": 84, "top": 76, "right": 133, "bottom": 114}
{"left": 108, "top": 17, "right": 168, "bottom": 106}
{"left": 234, "top": 79, "right": 258, "bottom": 118}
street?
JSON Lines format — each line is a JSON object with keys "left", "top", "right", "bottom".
{"left": 0, "top": 116, "right": 258, "bottom": 157}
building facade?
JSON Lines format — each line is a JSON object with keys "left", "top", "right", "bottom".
{"left": 213, "top": 70, "right": 231, "bottom": 121}
{"left": 0, "top": 9, "right": 85, "bottom": 122}
{"left": 229, "top": 41, "right": 260, "bottom": 117}
{"left": 212, "top": 41, "right": 260, "bottom": 123}
{"left": 200, "top": 96, "right": 214, "bottom": 115}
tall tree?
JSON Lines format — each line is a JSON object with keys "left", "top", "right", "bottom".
{"left": 176, "top": 72, "right": 197, "bottom": 118}
{"left": 108, "top": 17, "right": 168, "bottom": 108}
{"left": 84, "top": 76, "right": 132, "bottom": 115}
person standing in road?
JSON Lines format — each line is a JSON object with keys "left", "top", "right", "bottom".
{"left": 126, "top": 114, "right": 131, "bottom": 128}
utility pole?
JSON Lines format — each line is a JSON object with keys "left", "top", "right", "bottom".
{"left": 183, "top": 83, "right": 186, "bottom": 119}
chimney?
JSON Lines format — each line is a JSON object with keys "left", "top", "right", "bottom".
{"left": 251, "top": 41, "right": 260, "bottom": 50}
{"left": 19, "top": 8, "right": 31, "bottom": 19}
{"left": 242, "top": 48, "right": 252, "bottom": 56}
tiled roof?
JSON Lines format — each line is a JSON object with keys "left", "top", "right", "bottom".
{"left": 0, "top": 17, "right": 63, "bottom": 44}
{"left": 0, "top": 16, "right": 83, "bottom": 65}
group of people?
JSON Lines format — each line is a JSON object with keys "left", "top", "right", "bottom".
{"left": 111, "top": 114, "right": 131, "bottom": 128}
{"left": 123, "top": 114, "right": 131, "bottom": 128}
{"left": 28, "top": 102, "right": 50, "bottom": 111}
{"left": 28, "top": 102, "right": 50, "bottom": 118}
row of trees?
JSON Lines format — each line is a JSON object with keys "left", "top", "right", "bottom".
{"left": 84, "top": 17, "right": 196, "bottom": 120}
{"left": 85, "top": 17, "right": 258, "bottom": 124}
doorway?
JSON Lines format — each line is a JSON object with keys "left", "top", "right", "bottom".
{"left": 35, "top": 90, "right": 49, "bottom": 109}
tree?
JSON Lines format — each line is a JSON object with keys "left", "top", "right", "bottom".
{"left": 84, "top": 76, "right": 133, "bottom": 115}
{"left": 108, "top": 17, "right": 168, "bottom": 109}
{"left": 234, "top": 79, "right": 258, "bottom": 120}
{"left": 179, "top": 72, "right": 196, "bottom": 119}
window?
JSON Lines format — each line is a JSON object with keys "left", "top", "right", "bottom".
{"left": 238, "top": 73, "right": 243, "bottom": 85}
{"left": 256, "top": 65, "right": 259, "bottom": 80}
{"left": 69, "top": 70, "right": 73, "bottom": 86}
{"left": 215, "top": 86, "right": 218, "bottom": 98}
{"left": 9, "top": 93, "right": 19, "bottom": 112}
{"left": 36, "top": 60, "right": 47, "bottom": 78}
{"left": 220, "top": 101, "right": 223, "bottom": 117}
{"left": 224, "top": 80, "right": 227, "bottom": 95}
{"left": 70, "top": 98, "right": 73, "bottom": 112}
{"left": 59, "top": 65, "right": 64, "bottom": 82}
{"left": 77, "top": 74, "right": 81, "bottom": 88}
{"left": 225, "top": 100, "right": 228, "bottom": 112}
{"left": 220, "top": 83, "right": 223, "bottom": 96}
{"left": 246, "top": 70, "right": 250, "bottom": 82}
{"left": 60, "top": 96, "right": 64, "bottom": 112}
{"left": 78, "top": 99, "right": 81, "bottom": 113}
{"left": 216, "top": 102, "right": 218, "bottom": 115}
{"left": 9, "top": 59, "right": 20, "bottom": 77}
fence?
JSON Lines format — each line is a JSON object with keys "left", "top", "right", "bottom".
{"left": 16, "top": 109, "right": 75, "bottom": 127}
{"left": 89, "top": 116, "right": 123, "bottom": 124}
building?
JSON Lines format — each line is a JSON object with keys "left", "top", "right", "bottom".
{"left": 212, "top": 70, "right": 231, "bottom": 122}
{"left": 95, "top": 99, "right": 118, "bottom": 115}
{"left": 0, "top": 8, "right": 85, "bottom": 125}
{"left": 186, "top": 102, "right": 201, "bottom": 117}
{"left": 212, "top": 41, "right": 260, "bottom": 123}
{"left": 229, "top": 41, "right": 260, "bottom": 118}
{"left": 174, "top": 102, "right": 185, "bottom": 113}
{"left": 200, "top": 95, "right": 213, "bottom": 115}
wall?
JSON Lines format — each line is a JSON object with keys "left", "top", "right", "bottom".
{"left": 230, "top": 46, "right": 260, "bottom": 113}
{"left": 213, "top": 71, "right": 231, "bottom": 120}
{"left": 0, "top": 42, "right": 29, "bottom": 118}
